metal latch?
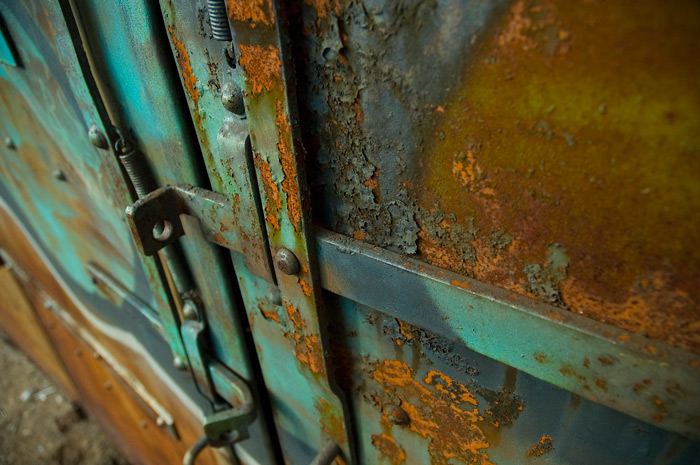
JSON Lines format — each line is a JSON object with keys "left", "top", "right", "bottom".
{"left": 125, "top": 183, "right": 273, "bottom": 282}
{"left": 180, "top": 303, "right": 256, "bottom": 464}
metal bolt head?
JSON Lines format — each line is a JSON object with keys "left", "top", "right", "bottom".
{"left": 173, "top": 356, "right": 187, "bottom": 371}
{"left": 221, "top": 81, "right": 245, "bottom": 116}
{"left": 88, "top": 124, "right": 108, "bottom": 149}
{"left": 4, "top": 137, "right": 15, "bottom": 150}
{"left": 275, "top": 248, "right": 300, "bottom": 275}
{"left": 387, "top": 405, "right": 410, "bottom": 426}
{"left": 182, "top": 300, "right": 198, "bottom": 320}
{"left": 53, "top": 169, "right": 66, "bottom": 181}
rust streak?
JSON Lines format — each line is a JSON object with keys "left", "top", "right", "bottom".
{"left": 255, "top": 154, "right": 281, "bottom": 230}
{"left": 276, "top": 100, "right": 302, "bottom": 231}
{"left": 299, "top": 278, "right": 313, "bottom": 297}
{"left": 168, "top": 27, "right": 199, "bottom": 102}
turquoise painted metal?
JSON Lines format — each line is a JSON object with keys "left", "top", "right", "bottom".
{"left": 0, "top": 0, "right": 699, "bottom": 464}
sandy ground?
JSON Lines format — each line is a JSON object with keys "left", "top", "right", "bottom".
{"left": 0, "top": 331, "right": 129, "bottom": 465}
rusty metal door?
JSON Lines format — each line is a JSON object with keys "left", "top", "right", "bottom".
{"left": 1, "top": 1, "right": 699, "bottom": 465}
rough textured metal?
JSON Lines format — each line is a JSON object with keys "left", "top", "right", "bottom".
{"left": 316, "top": 228, "right": 700, "bottom": 439}
{"left": 230, "top": 0, "right": 354, "bottom": 461}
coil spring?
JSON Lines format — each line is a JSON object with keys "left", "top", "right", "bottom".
{"left": 115, "top": 135, "right": 152, "bottom": 199}
{"left": 207, "top": 0, "right": 232, "bottom": 41}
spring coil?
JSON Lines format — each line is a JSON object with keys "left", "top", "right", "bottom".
{"left": 207, "top": 0, "right": 232, "bottom": 41}
{"left": 115, "top": 136, "right": 152, "bottom": 199}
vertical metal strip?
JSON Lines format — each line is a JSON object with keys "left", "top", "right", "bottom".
{"left": 228, "top": 1, "right": 353, "bottom": 461}
{"left": 52, "top": 0, "right": 188, "bottom": 364}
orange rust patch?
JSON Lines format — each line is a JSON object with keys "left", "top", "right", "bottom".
{"left": 299, "top": 278, "right": 313, "bottom": 297}
{"left": 451, "top": 150, "right": 482, "bottom": 187}
{"left": 276, "top": 100, "right": 302, "bottom": 231}
{"left": 425, "top": 371, "right": 477, "bottom": 405}
{"left": 257, "top": 304, "right": 280, "bottom": 323}
{"left": 227, "top": 0, "right": 274, "bottom": 27}
{"left": 353, "top": 229, "right": 366, "bottom": 241}
{"left": 238, "top": 45, "right": 282, "bottom": 94}
{"left": 168, "top": 27, "right": 199, "bottom": 102}
{"left": 285, "top": 302, "right": 305, "bottom": 329}
{"left": 418, "top": 0, "right": 700, "bottom": 354}
{"left": 371, "top": 434, "right": 406, "bottom": 465}
{"left": 316, "top": 398, "right": 347, "bottom": 446}
{"left": 373, "top": 361, "right": 493, "bottom": 465}
{"left": 255, "top": 154, "right": 281, "bottom": 230}
{"left": 526, "top": 435, "right": 554, "bottom": 457}
{"left": 450, "top": 280, "right": 471, "bottom": 289}
{"left": 284, "top": 303, "right": 325, "bottom": 375}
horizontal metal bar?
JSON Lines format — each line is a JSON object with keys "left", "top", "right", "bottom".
{"left": 315, "top": 228, "right": 700, "bottom": 439}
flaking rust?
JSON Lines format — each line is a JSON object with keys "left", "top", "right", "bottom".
{"left": 238, "top": 45, "right": 283, "bottom": 94}
{"left": 284, "top": 303, "right": 325, "bottom": 375}
{"left": 276, "top": 100, "right": 302, "bottom": 231}
{"left": 293, "top": 0, "right": 700, "bottom": 353}
{"left": 168, "top": 27, "right": 199, "bottom": 103}
{"left": 226, "top": 0, "right": 274, "bottom": 26}
{"left": 254, "top": 153, "right": 281, "bottom": 230}
{"left": 372, "top": 360, "right": 495, "bottom": 465}
{"left": 371, "top": 433, "right": 406, "bottom": 465}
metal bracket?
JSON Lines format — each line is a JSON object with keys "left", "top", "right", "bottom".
{"left": 125, "top": 183, "right": 273, "bottom": 282}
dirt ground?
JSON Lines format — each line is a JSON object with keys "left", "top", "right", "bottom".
{"left": 0, "top": 331, "right": 129, "bottom": 465}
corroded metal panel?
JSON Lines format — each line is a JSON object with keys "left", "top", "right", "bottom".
{"left": 293, "top": 0, "right": 700, "bottom": 355}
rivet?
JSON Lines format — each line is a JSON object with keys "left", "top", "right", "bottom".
{"left": 88, "top": 124, "right": 108, "bottom": 149}
{"left": 4, "top": 137, "right": 15, "bottom": 150}
{"left": 173, "top": 356, "right": 187, "bottom": 371}
{"left": 275, "top": 248, "right": 300, "bottom": 275}
{"left": 53, "top": 169, "right": 66, "bottom": 181}
{"left": 221, "top": 81, "right": 245, "bottom": 116}
{"left": 387, "top": 405, "right": 410, "bottom": 426}
{"left": 156, "top": 417, "right": 165, "bottom": 427}
{"left": 182, "top": 300, "right": 198, "bottom": 320}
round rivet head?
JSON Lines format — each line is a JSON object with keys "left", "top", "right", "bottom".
{"left": 88, "top": 124, "right": 108, "bottom": 149}
{"left": 275, "top": 248, "right": 300, "bottom": 275}
{"left": 387, "top": 405, "right": 410, "bottom": 426}
{"left": 221, "top": 81, "right": 245, "bottom": 116}
{"left": 4, "top": 137, "right": 15, "bottom": 150}
{"left": 53, "top": 169, "right": 66, "bottom": 181}
{"left": 173, "top": 356, "right": 187, "bottom": 371}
